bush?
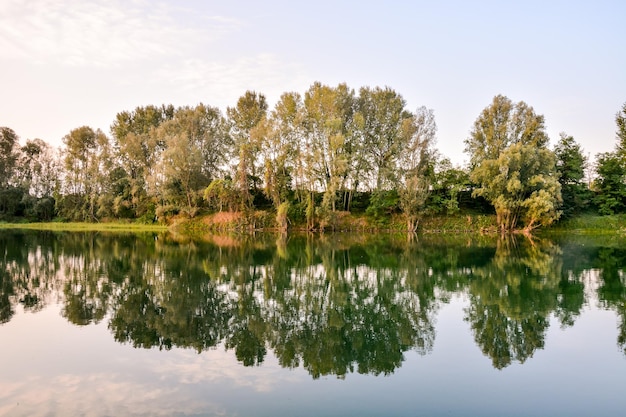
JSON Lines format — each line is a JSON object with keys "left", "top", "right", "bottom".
{"left": 366, "top": 190, "right": 399, "bottom": 222}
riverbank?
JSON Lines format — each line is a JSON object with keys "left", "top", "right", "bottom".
{"left": 1, "top": 212, "right": 623, "bottom": 235}
{"left": 0, "top": 221, "right": 168, "bottom": 232}
{"left": 167, "top": 211, "right": 500, "bottom": 236}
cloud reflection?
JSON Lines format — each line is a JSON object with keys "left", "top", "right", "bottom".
{"left": 0, "top": 347, "right": 303, "bottom": 417}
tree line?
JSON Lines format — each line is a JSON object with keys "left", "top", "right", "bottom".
{"left": 1, "top": 83, "right": 625, "bottom": 231}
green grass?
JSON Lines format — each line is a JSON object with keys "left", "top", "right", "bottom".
{"left": 548, "top": 213, "right": 626, "bottom": 233}
{"left": 1, "top": 213, "right": 623, "bottom": 236}
{"left": 0, "top": 221, "right": 168, "bottom": 232}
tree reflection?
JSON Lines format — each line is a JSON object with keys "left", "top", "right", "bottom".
{"left": 108, "top": 237, "right": 235, "bottom": 352}
{"left": 594, "top": 247, "right": 626, "bottom": 354}
{"left": 2, "top": 229, "right": 624, "bottom": 375}
{"left": 0, "top": 230, "right": 62, "bottom": 322}
{"left": 463, "top": 235, "right": 583, "bottom": 369}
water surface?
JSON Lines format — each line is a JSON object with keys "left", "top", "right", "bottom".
{"left": 1, "top": 230, "right": 625, "bottom": 416}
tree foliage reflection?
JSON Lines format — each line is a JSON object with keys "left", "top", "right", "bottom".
{"left": 1, "top": 230, "right": 624, "bottom": 375}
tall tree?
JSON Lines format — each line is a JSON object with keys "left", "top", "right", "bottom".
{"left": 59, "top": 126, "right": 111, "bottom": 221}
{"left": 16, "top": 139, "right": 59, "bottom": 220}
{"left": 302, "top": 82, "right": 355, "bottom": 224}
{"left": 396, "top": 107, "right": 437, "bottom": 232}
{"left": 110, "top": 104, "right": 175, "bottom": 217}
{"left": 554, "top": 133, "right": 590, "bottom": 216}
{"left": 594, "top": 152, "right": 626, "bottom": 215}
{"left": 157, "top": 104, "right": 227, "bottom": 216}
{"left": 259, "top": 92, "right": 304, "bottom": 228}
{"left": 616, "top": 102, "right": 626, "bottom": 156}
{"left": 592, "top": 102, "right": 626, "bottom": 215}
{"left": 355, "top": 86, "right": 412, "bottom": 191}
{"left": 465, "top": 95, "right": 561, "bottom": 232}
{"left": 0, "top": 127, "right": 19, "bottom": 189}
{"left": 227, "top": 91, "right": 268, "bottom": 208}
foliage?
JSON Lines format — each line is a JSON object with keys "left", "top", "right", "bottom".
{"left": 157, "top": 104, "right": 226, "bottom": 213}
{"left": 430, "top": 158, "right": 469, "bottom": 214}
{"left": 204, "top": 179, "right": 239, "bottom": 212}
{"left": 616, "top": 102, "right": 626, "bottom": 156}
{"left": 554, "top": 133, "right": 591, "bottom": 217}
{"left": 0, "top": 187, "right": 25, "bottom": 219}
{"left": 396, "top": 107, "right": 437, "bottom": 232}
{"left": 594, "top": 152, "right": 626, "bottom": 215}
{"left": 365, "top": 190, "right": 399, "bottom": 222}
{"left": 275, "top": 201, "right": 290, "bottom": 230}
{"left": 110, "top": 104, "right": 175, "bottom": 217}
{"left": 356, "top": 86, "right": 412, "bottom": 190}
{"left": 0, "top": 127, "right": 19, "bottom": 189}
{"left": 227, "top": 90, "right": 268, "bottom": 201}
{"left": 466, "top": 95, "right": 561, "bottom": 231}
{"left": 1, "top": 88, "right": 625, "bottom": 229}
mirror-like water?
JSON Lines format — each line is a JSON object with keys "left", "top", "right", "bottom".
{"left": 1, "top": 230, "right": 625, "bottom": 416}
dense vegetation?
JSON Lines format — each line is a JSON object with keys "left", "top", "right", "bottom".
{"left": 1, "top": 84, "right": 625, "bottom": 232}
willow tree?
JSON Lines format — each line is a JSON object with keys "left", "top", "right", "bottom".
{"left": 396, "top": 107, "right": 437, "bottom": 232}
{"left": 465, "top": 95, "right": 561, "bottom": 232}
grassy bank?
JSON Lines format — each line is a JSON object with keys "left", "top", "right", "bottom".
{"left": 547, "top": 213, "right": 626, "bottom": 234}
{"left": 168, "top": 211, "right": 499, "bottom": 235}
{"left": 1, "top": 212, "right": 623, "bottom": 236}
{"left": 0, "top": 221, "right": 168, "bottom": 232}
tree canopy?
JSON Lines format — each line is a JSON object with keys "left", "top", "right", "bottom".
{"left": 465, "top": 95, "right": 561, "bottom": 231}
{"left": 1, "top": 91, "right": 625, "bottom": 230}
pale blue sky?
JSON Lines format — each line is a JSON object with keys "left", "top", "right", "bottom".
{"left": 1, "top": 0, "right": 625, "bottom": 165}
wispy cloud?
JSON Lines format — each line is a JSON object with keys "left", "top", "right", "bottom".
{"left": 0, "top": 0, "right": 241, "bottom": 68}
{"left": 151, "top": 54, "right": 312, "bottom": 106}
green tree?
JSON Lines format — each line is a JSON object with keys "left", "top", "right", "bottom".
{"left": 17, "top": 138, "right": 59, "bottom": 198}
{"left": 594, "top": 152, "right": 626, "bottom": 214}
{"left": 16, "top": 139, "right": 60, "bottom": 220}
{"left": 430, "top": 158, "right": 469, "bottom": 215}
{"left": 227, "top": 91, "right": 268, "bottom": 208}
{"left": 616, "top": 102, "right": 626, "bottom": 156}
{"left": 396, "top": 107, "right": 437, "bottom": 232}
{"left": 203, "top": 179, "right": 239, "bottom": 212}
{"left": 302, "top": 82, "right": 356, "bottom": 227}
{"left": 554, "top": 133, "right": 590, "bottom": 216}
{"left": 157, "top": 104, "right": 227, "bottom": 217}
{"left": 259, "top": 92, "right": 305, "bottom": 228}
{"left": 355, "top": 86, "right": 412, "bottom": 191}
{"left": 465, "top": 95, "right": 561, "bottom": 231}
{"left": 0, "top": 127, "right": 19, "bottom": 189}
{"left": 592, "top": 102, "right": 626, "bottom": 215}
{"left": 110, "top": 104, "right": 175, "bottom": 217}
{"left": 58, "top": 126, "right": 112, "bottom": 221}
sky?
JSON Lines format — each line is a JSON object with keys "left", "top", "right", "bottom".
{"left": 1, "top": 0, "right": 625, "bottom": 166}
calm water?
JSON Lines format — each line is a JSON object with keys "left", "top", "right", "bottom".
{"left": 1, "top": 229, "right": 625, "bottom": 416}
